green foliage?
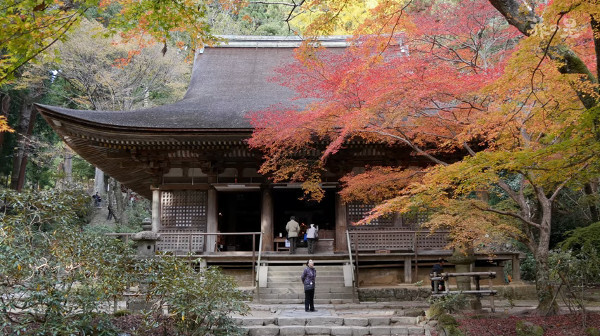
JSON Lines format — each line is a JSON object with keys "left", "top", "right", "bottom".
{"left": 515, "top": 320, "right": 544, "bottom": 336}
{"left": 520, "top": 252, "right": 538, "bottom": 282}
{"left": 135, "top": 257, "right": 250, "bottom": 335}
{"left": 560, "top": 221, "right": 600, "bottom": 254}
{"left": 0, "top": 187, "right": 134, "bottom": 335}
{"left": 586, "top": 327, "right": 600, "bottom": 336}
{"left": 124, "top": 198, "right": 151, "bottom": 231}
{"left": 1, "top": 187, "right": 249, "bottom": 334}
{"left": 428, "top": 294, "right": 468, "bottom": 315}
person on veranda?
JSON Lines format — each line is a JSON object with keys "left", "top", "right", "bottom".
{"left": 286, "top": 216, "right": 300, "bottom": 254}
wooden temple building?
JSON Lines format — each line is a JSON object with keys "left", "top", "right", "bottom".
{"left": 36, "top": 36, "right": 520, "bottom": 290}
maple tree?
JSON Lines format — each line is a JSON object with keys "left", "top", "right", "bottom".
{"left": 0, "top": 0, "right": 220, "bottom": 85}
{"left": 249, "top": 0, "right": 599, "bottom": 315}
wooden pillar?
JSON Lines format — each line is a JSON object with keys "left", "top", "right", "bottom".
{"left": 151, "top": 187, "right": 161, "bottom": 233}
{"left": 512, "top": 253, "right": 521, "bottom": 282}
{"left": 335, "top": 193, "right": 348, "bottom": 252}
{"left": 260, "top": 187, "right": 274, "bottom": 251}
{"left": 404, "top": 257, "right": 412, "bottom": 283}
{"left": 206, "top": 186, "right": 218, "bottom": 253}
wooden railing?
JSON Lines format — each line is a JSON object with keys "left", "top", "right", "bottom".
{"left": 347, "top": 229, "right": 451, "bottom": 287}
{"left": 348, "top": 229, "right": 450, "bottom": 252}
{"left": 105, "top": 231, "right": 261, "bottom": 284}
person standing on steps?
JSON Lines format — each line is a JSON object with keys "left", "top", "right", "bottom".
{"left": 286, "top": 216, "right": 300, "bottom": 254}
{"left": 301, "top": 259, "right": 317, "bottom": 312}
{"left": 306, "top": 224, "right": 318, "bottom": 254}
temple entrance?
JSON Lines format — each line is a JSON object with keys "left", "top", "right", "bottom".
{"left": 217, "top": 191, "right": 261, "bottom": 251}
{"left": 272, "top": 188, "right": 336, "bottom": 246}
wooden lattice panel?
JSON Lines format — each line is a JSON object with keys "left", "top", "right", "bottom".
{"left": 416, "top": 231, "right": 449, "bottom": 250}
{"left": 350, "top": 232, "right": 414, "bottom": 251}
{"left": 156, "top": 229, "right": 205, "bottom": 254}
{"left": 347, "top": 203, "right": 393, "bottom": 226}
{"left": 160, "top": 190, "right": 207, "bottom": 229}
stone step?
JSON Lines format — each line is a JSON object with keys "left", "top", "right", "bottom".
{"left": 267, "top": 282, "right": 351, "bottom": 289}
{"left": 257, "top": 299, "right": 352, "bottom": 304}
{"left": 267, "top": 266, "right": 345, "bottom": 271}
{"left": 268, "top": 276, "right": 344, "bottom": 283}
{"left": 268, "top": 270, "right": 344, "bottom": 276}
{"left": 259, "top": 288, "right": 354, "bottom": 296}
{"left": 235, "top": 316, "right": 424, "bottom": 336}
{"left": 258, "top": 293, "right": 355, "bottom": 301}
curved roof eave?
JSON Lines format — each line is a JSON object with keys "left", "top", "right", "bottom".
{"left": 35, "top": 103, "right": 255, "bottom": 135}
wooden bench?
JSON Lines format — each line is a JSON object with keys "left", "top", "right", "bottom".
{"left": 430, "top": 271, "right": 498, "bottom": 312}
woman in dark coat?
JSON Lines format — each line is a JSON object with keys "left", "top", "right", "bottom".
{"left": 301, "top": 259, "right": 316, "bottom": 312}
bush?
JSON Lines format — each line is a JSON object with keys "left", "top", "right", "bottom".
{"left": 1, "top": 187, "right": 249, "bottom": 335}
{"left": 0, "top": 187, "right": 134, "bottom": 335}
{"left": 428, "top": 294, "right": 468, "bottom": 315}
{"left": 560, "top": 221, "right": 600, "bottom": 255}
{"left": 135, "top": 256, "right": 250, "bottom": 336}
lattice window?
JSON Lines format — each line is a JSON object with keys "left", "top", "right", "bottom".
{"left": 400, "top": 211, "right": 429, "bottom": 229}
{"left": 347, "top": 203, "right": 394, "bottom": 227}
{"left": 160, "top": 190, "right": 207, "bottom": 229}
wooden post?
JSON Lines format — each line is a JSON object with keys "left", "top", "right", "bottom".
{"left": 151, "top": 187, "right": 161, "bottom": 233}
{"left": 404, "top": 257, "right": 412, "bottom": 283}
{"left": 260, "top": 187, "right": 274, "bottom": 251}
{"left": 252, "top": 234, "right": 256, "bottom": 283}
{"left": 489, "top": 276, "right": 495, "bottom": 312}
{"left": 353, "top": 233, "right": 360, "bottom": 287}
{"left": 335, "top": 193, "right": 348, "bottom": 252}
{"left": 206, "top": 185, "right": 218, "bottom": 253}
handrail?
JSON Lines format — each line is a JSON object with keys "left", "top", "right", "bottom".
{"left": 255, "top": 231, "right": 263, "bottom": 303}
{"left": 105, "top": 231, "right": 262, "bottom": 255}
{"left": 345, "top": 229, "right": 354, "bottom": 284}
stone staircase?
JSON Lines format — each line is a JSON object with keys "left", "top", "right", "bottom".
{"left": 233, "top": 305, "right": 428, "bottom": 336}
{"left": 259, "top": 265, "right": 355, "bottom": 304}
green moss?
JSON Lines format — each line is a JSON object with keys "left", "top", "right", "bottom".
{"left": 586, "top": 327, "right": 600, "bottom": 336}
{"left": 445, "top": 325, "right": 465, "bottom": 336}
{"left": 438, "top": 313, "right": 459, "bottom": 327}
{"left": 516, "top": 320, "right": 543, "bottom": 336}
{"left": 113, "top": 309, "right": 132, "bottom": 317}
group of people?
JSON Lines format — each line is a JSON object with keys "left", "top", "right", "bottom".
{"left": 285, "top": 216, "right": 319, "bottom": 254}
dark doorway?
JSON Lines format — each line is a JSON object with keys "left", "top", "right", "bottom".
{"left": 217, "top": 191, "right": 261, "bottom": 251}
{"left": 272, "top": 188, "right": 336, "bottom": 243}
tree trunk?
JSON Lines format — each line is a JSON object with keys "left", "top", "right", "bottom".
{"left": 584, "top": 182, "right": 599, "bottom": 223}
{"left": 107, "top": 177, "right": 128, "bottom": 226}
{"left": 533, "top": 196, "right": 559, "bottom": 315}
{"left": 94, "top": 168, "right": 105, "bottom": 195}
{"left": 534, "top": 250, "right": 559, "bottom": 315}
{"left": 63, "top": 147, "right": 73, "bottom": 184}
{"left": 10, "top": 94, "right": 37, "bottom": 191}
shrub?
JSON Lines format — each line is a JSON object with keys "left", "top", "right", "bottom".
{"left": 0, "top": 187, "right": 134, "bottom": 335}
{"left": 428, "top": 294, "right": 468, "bottom": 315}
{"left": 134, "top": 256, "right": 250, "bottom": 335}
{"left": 1, "top": 187, "right": 250, "bottom": 335}
{"left": 560, "top": 221, "right": 600, "bottom": 254}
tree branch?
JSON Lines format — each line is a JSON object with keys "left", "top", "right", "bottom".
{"left": 473, "top": 202, "right": 542, "bottom": 229}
